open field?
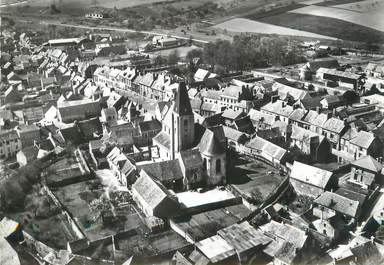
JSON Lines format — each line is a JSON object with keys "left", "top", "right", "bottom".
{"left": 251, "top": 12, "right": 384, "bottom": 43}
{"left": 290, "top": 2, "right": 384, "bottom": 31}
{"left": 214, "top": 18, "right": 336, "bottom": 39}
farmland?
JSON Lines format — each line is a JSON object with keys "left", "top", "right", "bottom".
{"left": 214, "top": 18, "right": 336, "bottom": 39}
{"left": 238, "top": 0, "right": 384, "bottom": 43}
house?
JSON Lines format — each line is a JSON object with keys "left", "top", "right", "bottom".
{"left": 313, "top": 191, "right": 362, "bottom": 220}
{"left": 194, "top": 68, "right": 211, "bottom": 82}
{"left": 320, "top": 95, "right": 344, "bottom": 110}
{"left": 365, "top": 62, "right": 384, "bottom": 78}
{"left": 221, "top": 108, "right": 246, "bottom": 126}
{"left": 220, "top": 85, "right": 253, "bottom": 109}
{"left": 300, "top": 58, "right": 339, "bottom": 80}
{"left": 350, "top": 155, "right": 383, "bottom": 189}
{"left": 217, "top": 221, "right": 271, "bottom": 262}
{"left": 106, "top": 147, "right": 136, "bottom": 186}
{"left": 348, "top": 131, "right": 383, "bottom": 160}
{"left": 100, "top": 107, "right": 118, "bottom": 126}
{"left": 0, "top": 86, "right": 22, "bottom": 106}
{"left": 15, "top": 124, "right": 40, "bottom": 148}
{"left": 290, "top": 125, "right": 332, "bottom": 163}
{"left": 136, "top": 160, "right": 184, "bottom": 190}
{"left": 195, "top": 235, "right": 236, "bottom": 264}
{"left": 261, "top": 100, "right": 294, "bottom": 124}
{"left": 248, "top": 109, "right": 276, "bottom": 130}
{"left": 259, "top": 220, "right": 309, "bottom": 265}
{"left": 57, "top": 99, "right": 101, "bottom": 123}
{"left": 316, "top": 68, "right": 363, "bottom": 90}
{"left": 243, "top": 136, "right": 287, "bottom": 167}
{"left": 16, "top": 146, "right": 39, "bottom": 167}
{"left": 0, "top": 130, "right": 22, "bottom": 159}
{"left": 272, "top": 82, "right": 311, "bottom": 102}
{"left": 289, "top": 161, "right": 335, "bottom": 198}
{"left": 222, "top": 126, "right": 248, "bottom": 151}
{"left": 132, "top": 170, "right": 180, "bottom": 218}
{"left": 321, "top": 117, "right": 348, "bottom": 149}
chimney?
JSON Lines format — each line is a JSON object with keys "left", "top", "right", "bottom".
{"left": 282, "top": 101, "right": 286, "bottom": 108}
{"left": 316, "top": 106, "right": 321, "bottom": 114}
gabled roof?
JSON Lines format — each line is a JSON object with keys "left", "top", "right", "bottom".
{"left": 259, "top": 220, "right": 308, "bottom": 250}
{"left": 137, "top": 160, "right": 183, "bottom": 182}
{"left": 351, "top": 155, "right": 382, "bottom": 172}
{"left": 290, "top": 161, "right": 333, "bottom": 189}
{"left": 222, "top": 108, "right": 245, "bottom": 120}
{"left": 349, "top": 131, "right": 376, "bottom": 149}
{"left": 323, "top": 117, "right": 345, "bottom": 133}
{"left": 314, "top": 191, "right": 360, "bottom": 218}
{"left": 132, "top": 170, "right": 175, "bottom": 211}
{"left": 173, "top": 82, "right": 193, "bottom": 116}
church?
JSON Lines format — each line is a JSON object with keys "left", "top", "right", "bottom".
{"left": 153, "top": 82, "right": 227, "bottom": 189}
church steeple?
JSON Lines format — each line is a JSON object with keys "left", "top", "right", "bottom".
{"left": 170, "top": 82, "right": 195, "bottom": 159}
{"left": 173, "top": 82, "right": 192, "bottom": 115}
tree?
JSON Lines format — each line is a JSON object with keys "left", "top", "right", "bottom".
{"left": 167, "top": 50, "right": 179, "bottom": 65}
{"left": 154, "top": 55, "right": 165, "bottom": 66}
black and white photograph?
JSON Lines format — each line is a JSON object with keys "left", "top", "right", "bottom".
{"left": 0, "top": 0, "right": 384, "bottom": 264}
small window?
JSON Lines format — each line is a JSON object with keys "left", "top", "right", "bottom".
{"left": 184, "top": 119, "right": 188, "bottom": 127}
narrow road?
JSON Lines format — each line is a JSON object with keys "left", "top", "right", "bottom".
{"left": 39, "top": 21, "right": 209, "bottom": 44}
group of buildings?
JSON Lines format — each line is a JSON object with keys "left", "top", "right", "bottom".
{"left": 2, "top": 27, "right": 384, "bottom": 265}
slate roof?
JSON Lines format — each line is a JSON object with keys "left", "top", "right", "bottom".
{"left": 349, "top": 131, "right": 376, "bottom": 149}
{"left": 317, "top": 68, "right": 362, "bottom": 80}
{"left": 222, "top": 108, "right": 245, "bottom": 120}
{"left": 322, "top": 117, "right": 345, "bottom": 133}
{"left": 132, "top": 170, "right": 175, "bottom": 211}
{"left": 153, "top": 131, "right": 171, "bottom": 150}
{"left": 198, "top": 129, "right": 225, "bottom": 156}
{"left": 173, "top": 82, "right": 193, "bottom": 116}
{"left": 223, "top": 126, "right": 246, "bottom": 142}
{"left": 273, "top": 82, "right": 310, "bottom": 100}
{"left": 307, "top": 59, "right": 339, "bottom": 72}
{"left": 138, "top": 119, "right": 161, "bottom": 133}
{"left": 351, "top": 155, "right": 382, "bottom": 172}
{"left": 18, "top": 146, "right": 39, "bottom": 162}
{"left": 137, "top": 160, "right": 183, "bottom": 182}
{"left": 179, "top": 149, "right": 203, "bottom": 170}
{"left": 290, "top": 161, "right": 333, "bottom": 189}
{"left": 314, "top": 191, "right": 360, "bottom": 218}
{"left": 248, "top": 109, "right": 275, "bottom": 126}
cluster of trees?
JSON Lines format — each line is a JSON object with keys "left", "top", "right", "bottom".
{"left": 187, "top": 35, "right": 307, "bottom": 73}
{"left": 153, "top": 50, "right": 180, "bottom": 66}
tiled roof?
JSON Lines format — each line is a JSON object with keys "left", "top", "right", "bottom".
{"left": 218, "top": 221, "right": 271, "bottom": 254}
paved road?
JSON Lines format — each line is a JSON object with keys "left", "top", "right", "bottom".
{"left": 39, "top": 21, "right": 209, "bottom": 44}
